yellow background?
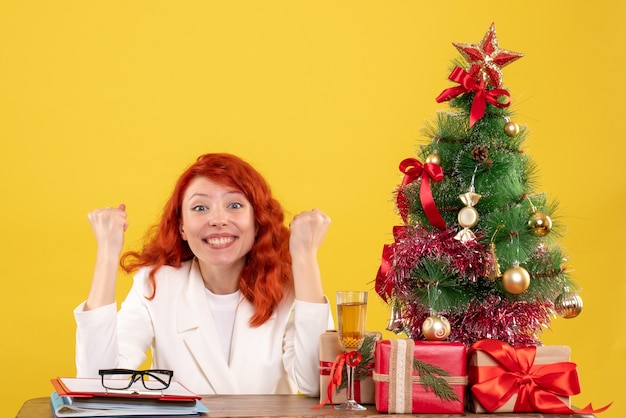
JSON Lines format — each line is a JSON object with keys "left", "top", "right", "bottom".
{"left": 1, "top": 1, "right": 624, "bottom": 416}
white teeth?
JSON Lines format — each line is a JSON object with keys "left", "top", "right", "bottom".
{"left": 206, "top": 237, "right": 234, "bottom": 246}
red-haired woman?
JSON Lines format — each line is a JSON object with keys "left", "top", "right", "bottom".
{"left": 75, "top": 153, "right": 333, "bottom": 396}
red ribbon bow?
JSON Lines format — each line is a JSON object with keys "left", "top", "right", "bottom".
{"left": 396, "top": 158, "right": 446, "bottom": 230}
{"left": 436, "top": 66, "right": 511, "bottom": 127}
{"left": 374, "top": 225, "right": 406, "bottom": 301}
{"left": 313, "top": 351, "right": 362, "bottom": 409}
{"left": 469, "top": 339, "right": 611, "bottom": 415}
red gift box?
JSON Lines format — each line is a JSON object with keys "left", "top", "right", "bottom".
{"left": 468, "top": 339, "right": 610, "bottom": 415}
{"left": 373, "top": 339, "right": 467, "bottom": 414}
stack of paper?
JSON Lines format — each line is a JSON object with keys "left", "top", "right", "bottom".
{"left": 50, "top": 377, "right": 208, "bottom": 417}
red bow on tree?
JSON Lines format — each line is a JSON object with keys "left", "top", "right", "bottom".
{"left": 436, "top": 66, "right": 511, "bottom": 127}
{"left": 396, "top": 158, "right": 446, "bottom": 230}
{"left": 374, "top": 225, "right": 406, "bottom": 301}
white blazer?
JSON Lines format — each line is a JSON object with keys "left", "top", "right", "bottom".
{"left": 75, "top": 259, "right": 333, "bottom": 396}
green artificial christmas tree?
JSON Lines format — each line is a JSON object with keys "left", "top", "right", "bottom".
{"left": 375, "top": 23, "right": 583, "bottom": 347}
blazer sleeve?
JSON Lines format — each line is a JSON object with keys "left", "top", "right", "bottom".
{"left": 282, "top": 298, "right": 334, "bottom": 396}
{"left": 74, "top": 268, "right": 155, "bottom": 377}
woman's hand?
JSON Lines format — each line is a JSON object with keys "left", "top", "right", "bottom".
{"left": 289, "top": 209, "right": 331, "bottom": 303}
{"left": 84, "top": 204, "right": 128, "bottom": 310}
{"left": 288, "top": 208, "right": 331, "bottom": 257}
{"left": 87, "top": 204, "right": 128, "bottom": 257}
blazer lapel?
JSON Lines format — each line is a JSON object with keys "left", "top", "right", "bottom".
{"left": 176, "top": 259, "right": 239, "bottom": 394}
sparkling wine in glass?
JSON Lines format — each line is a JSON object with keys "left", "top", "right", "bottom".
{"left": 335, "top": 290, "right": 368, "bottom": 411}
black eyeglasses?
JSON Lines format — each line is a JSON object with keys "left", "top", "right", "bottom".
{"left": 99, "top": 369, "right": 173, "bottom": 391}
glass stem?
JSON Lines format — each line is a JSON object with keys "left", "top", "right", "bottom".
{"left": 346, "top": 364, "right": 355, "bottom": 402}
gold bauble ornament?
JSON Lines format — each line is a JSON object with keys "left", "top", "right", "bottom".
{"left": 555, "top": 291, "right": 583, "bottom": 318}
{"left": 502, "top": 264, "right": 530, "bottom": 294}
{"left": 528, "top": 211, "right": 552, "bottom": 236}
{"left": 504, "top": 120, "right": 520, "bottom": 137}
{"left": 425, "top": 152, "right": 441, "bottom": 166}
{"left": 421, "top": 314, "right": 451, "bottom": 341}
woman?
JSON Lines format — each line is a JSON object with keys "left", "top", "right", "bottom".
{"left": 75, "top": 153, "right": 333, "bottom": 396}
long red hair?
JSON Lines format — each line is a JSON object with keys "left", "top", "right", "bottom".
{"left": 121, "top": 153, "right": 292, "bottom": 326}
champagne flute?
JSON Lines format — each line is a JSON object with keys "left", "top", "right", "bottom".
{"left": 335, "top": 290, "right": 368, "bottom": 411}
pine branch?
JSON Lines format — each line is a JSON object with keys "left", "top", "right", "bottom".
{"left": 412, "top": 358, "right": 461, "bottom": 403}
{"left": 409, "top": 258, "right": 473, "bottom": 311}
{"left": 354, "top": 335, "right": 376, "bottom": 380}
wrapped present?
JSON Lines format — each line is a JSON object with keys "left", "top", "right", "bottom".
{"left": 373, "top": 339, "right": 467, "bottom": 414}
{"left": 318, "top": 330, "right": 381, "bottom": 405}
{"left": 468, "top": 339, "right": 610, "bottom": 414}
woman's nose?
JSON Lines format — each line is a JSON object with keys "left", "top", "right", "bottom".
{"left": 208, "top": 208, "right": 227, "bottom": 226}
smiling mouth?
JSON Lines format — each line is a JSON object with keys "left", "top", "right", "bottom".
{"left": 205, "top": 236, "right": 236, "bottom": 247}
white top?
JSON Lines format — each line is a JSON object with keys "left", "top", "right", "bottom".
{"left": 205, "top": 288, "right": 241, "bottom": 363}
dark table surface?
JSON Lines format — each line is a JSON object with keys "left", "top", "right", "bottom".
{"left": 16, "top": 394, "right": 596, "bottom": 418}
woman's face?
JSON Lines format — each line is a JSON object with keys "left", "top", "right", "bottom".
{"left": 179, "top": 176, "right": 256, "bottom": 275}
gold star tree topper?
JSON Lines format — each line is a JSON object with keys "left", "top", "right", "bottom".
{"left": 453, "top": 23, "right": 523, "bottom": 88}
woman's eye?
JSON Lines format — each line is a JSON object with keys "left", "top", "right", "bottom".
{"left": 192, "top": 205, "right": 208, "bottom": 212}
{"left": 229, "top": 202, "right": 243, "bottom": 209}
